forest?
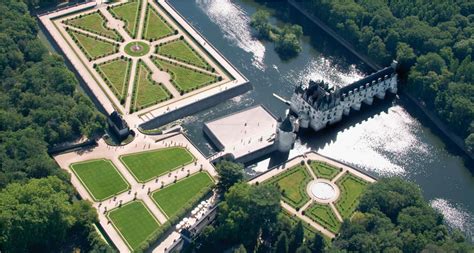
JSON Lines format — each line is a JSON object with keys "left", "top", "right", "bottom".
{"left": 0, "top": 0, "right": 110, "bottom": 252}
{"left": 298, "top": 0, "right": 474, "bottom": 153}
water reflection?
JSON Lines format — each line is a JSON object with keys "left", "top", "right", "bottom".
{"left": 197, "top": 0, "right": 266, "bottom": 70}
{"left": 167, "top": 0, "right": 474, "bottom": 238}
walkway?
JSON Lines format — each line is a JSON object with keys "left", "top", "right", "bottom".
{"left": 248, "top": 151, "right": 376, "bottom": 239}
{"left": 54, "top": 133, "right": 217, "bottom": 253}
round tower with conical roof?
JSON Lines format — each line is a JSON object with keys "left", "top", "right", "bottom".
{"left": 276, "top": 114, "right": 297, "bottom": 152}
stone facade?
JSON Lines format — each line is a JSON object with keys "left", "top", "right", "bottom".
{"left": 290, "top": 61, "right": 398, "bottom": 132}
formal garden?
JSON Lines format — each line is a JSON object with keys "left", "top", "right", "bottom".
{"left": 60, "top": 0, "right": 226, "bottom": 114}
{"left": 265, "top": 164, "right": 312, "bottom": 209}
{"left": 262, "top": 158, "right": 371, "bottom": 236}
{"left": 70, "top": 159, "right": 130, "bottom": 201}
{"left": 151, "top": 172, "right": 214, "bottom": 218}
{"left": 335, "top": 173, "right": 369, "bottom": 219}
{"left": 107, "top": 200, "right": 161, "bottom": 251}
{"left": 156, "top": 38, "right": 211, "bottom": 70}
{"left": 119, "top": 147, "right": 195, "bottom": 183}
{"left": 309, "top": 160, "right": 342, "bottom": 180}
{"left": 67, "top": 29, "right": 119, "bottom": 60}
{"left": 131, "top": 61, "right": 171, "bottom": 112}
{"left": 65, "top": 144, "right": 215, "bottom": 252}
{"left": 152, "top": 56, "right": 219, "bottom": 94}
{"left": 109, "top": 0, "right": 142, "bottom": 39}
{"left": 143, "top": 3, "right": 176, "bottom": 41}
{"left": 95, "top": 57, "right": 133, "bottom": 104}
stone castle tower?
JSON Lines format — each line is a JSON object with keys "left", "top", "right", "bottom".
{"left": 276, "top": 114, "right": 297, "bottom": 152}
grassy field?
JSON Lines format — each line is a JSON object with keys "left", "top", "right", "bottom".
{"left": 109, "top": 0, "right": 141, "bottom": 38}
{"left": 133, "top": 62, "right": 170, "bottom": 110}
{"left": 266, "top": 165, "right": 311, "bottom": 209}
{"left": 120, "top": 147, "right": 194, "bottom": 182}
{"left": 152, "top": 57, "right": 217, "bottom": 93}
{"left": 68, "top": 30, "right": 117, "bottom": 60}
{"left": 144, "top": 5, "right": 174, "bottom": 41}
{"left": 70, "top": 159, "right": 129, "bottom": 201}
{"left": 309, "top": 161, "right": 341, "bottom": 180}
{"left": 157, "top": 40, "right": 209, "bottom": 69}
{"left": 335, "top": 173, "right": 368, "bottom": 219}
{"left": 97, "top": 58, "right": 131, "bottom": 100}
{"left": 151, "top": 172, "right": 214, "bottom": 218}
{"left": 66, "top": 12, "right": 121, "bottom": 40}
{"left": 305, "top": 203, "right": 341, "bottom": 233}
{"left": 108, "top": 201, "right": 160, "bottom": 251}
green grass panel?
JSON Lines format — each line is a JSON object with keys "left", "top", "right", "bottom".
{"left": 71, "top": 159, "right": 129, "bottom": 201}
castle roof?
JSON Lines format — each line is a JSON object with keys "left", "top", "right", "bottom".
{"left": 280, "top": 116, "right": 293, "bottom": 132}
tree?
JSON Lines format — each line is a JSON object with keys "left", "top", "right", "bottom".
{"left": 275, "top": 232, "right": 289, "bottom": 253}
{"left": 333, "top": 178, "right": 473, "bottom": 252}
{"left": 0, "top": 177, "right": 75, "bottom": 252}
{"left": 309, "top": 233, "right": 326, "bottom": 253}
{"left": 215, "top": 160, "right": 244, "bottom": 193}
{"left": 233, "top": 244, "right": 247, "bottom": 253}
{"left": 466, "top": 133, "right": 474, "bottom": 153}
{"left": 289, "top": 220, "right": 304, "bottom": 251}
{"left": 295, "top": 245, "right": 311, "bottom": 253}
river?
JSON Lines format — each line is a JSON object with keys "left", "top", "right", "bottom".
{"left": 165, "top": 0, "right": 474, "bottom": 239}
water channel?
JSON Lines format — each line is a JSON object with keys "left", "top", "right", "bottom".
{"left": 167, "top": 0, "right": 474, "bottom": 239}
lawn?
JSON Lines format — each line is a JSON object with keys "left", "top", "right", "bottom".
{"left": 144, "top": 5, "right": 174, "bottom": 41}
{"left": 305, "top": 203, "right": 341, "bottom": 233}
{"left": 152, "top": 57, "right": 217, "bottom": 93}
{"left": 309, "top": 161, "right": 341, "bottom": 180}
{"left": 335, "top": 173, "right": 368, "bottom": 219}
{"left": 109, "top": 0, "right": 141, "bottom": 38}
{"left": 120, "top": 147, "right": 195, "bottom": 182}
{"left": 66, "top": 12, "right": 121, "bottom": 40}
{"left": 157, "top": 39, "right": 210, "bottom": 69}
{"left": 265, "top": 165, "right": 312, "bottom": 209}
{"left": 132, "top": 62, "right": 170, "bottom": 111}
{"left": 108, "top": 201, "right": 160, "bottom": 251}
{"left": 151, "top": 172, "right": 214, "bottom": 218}
{"left": 70, "top": 159, "right": 130, "bottom": 201}
{"left": 68, "top": 30, "right": 117, "bottom": 60}
{"left": 97, "top": 58, "right": 131, "bottom": 101}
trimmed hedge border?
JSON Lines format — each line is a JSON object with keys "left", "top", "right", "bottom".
{"left": 305, "top": 203, "right": 341, "bottom": 234}
{"left": 138, "top": 172, "right": 215, "bottom": 252}
{"left": 143, "top": 3, "right": 176, "bottom": 42}
{"left": 63, "top": 11, "right": 123, "bottom": 42}
{"left": 308, "top": 160, "right": 342, "bottom": 180}
{"left": 130, "top": 60, "right": 172, "bottom": 113}
{"left": 264, "top": 165, "right": 312, "bottom": 209}
{"left": 156, "top": 37, "right": 213, "bottom": 71}
{"left": 335, "top": 172, "right": 368, "bottom": 219}
{"left": 94, "top": 57, "right": 132, "bottom": 104}
{"left": 151, "top": 56, "right": 220, "bottom": 95}
{"left": 108, "top": 0, "right": 142, "bottom": 39}
{"left": 66, "top": 28, "right": 119, "bottom": 61}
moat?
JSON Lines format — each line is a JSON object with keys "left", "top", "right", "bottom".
{"left": 166, "top": 0, "right": 474, "bottom": 240}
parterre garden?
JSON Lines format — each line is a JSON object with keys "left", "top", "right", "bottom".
{"left": 59, "top": 0, "right": 225, "bottom": 114}
{"left": 263, "top": 158, "right": 371, "bottom": 237}
{"left": 68, "top": 145, "right": 214, "bottom": 251}
{"left": 335, "top": 173, "right": 368, "bottom": 219}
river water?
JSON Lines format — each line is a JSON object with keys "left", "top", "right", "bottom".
{"left": 166, "top": 0, "right": 474, "bottom": 239}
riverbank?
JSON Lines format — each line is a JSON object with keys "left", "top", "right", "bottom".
{"left": 287, "top": 0, "right": 473, "bottom": 163}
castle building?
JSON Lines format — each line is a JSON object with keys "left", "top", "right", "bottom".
{"left": 290, "top": 61, "right": 398, "bottom": 132}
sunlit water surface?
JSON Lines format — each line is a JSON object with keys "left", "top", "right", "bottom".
{"left": 167, "top": 0, "right": 473, "bottom": 240}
